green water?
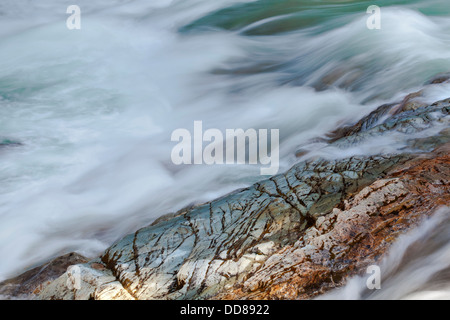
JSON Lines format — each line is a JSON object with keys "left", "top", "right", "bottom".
{"left": 181, "top": 0, "right": 450, "bottom": 35}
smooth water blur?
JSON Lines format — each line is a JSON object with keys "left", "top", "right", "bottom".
{"left": 182, "top": 0, "right": 450, "bottom": 34}
{"left": 0, "top": 0, "right": 449, "bottom": 280}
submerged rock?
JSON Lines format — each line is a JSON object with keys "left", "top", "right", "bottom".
{"left": 331, "top": 99, "right": 450, "bottom": 148}
{"left": 0, "top": 139, "right": 21, "bottom": 148}
{"left": 425, "top": 72, "right": 450, "bottom": 85}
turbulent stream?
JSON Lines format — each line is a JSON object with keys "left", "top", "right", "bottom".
{"left": 0, "top": 0, "right": 449, "bottom": 299}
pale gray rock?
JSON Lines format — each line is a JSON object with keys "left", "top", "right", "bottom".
{"left": 35, "top": 96, "right": 450, "bottom": 300}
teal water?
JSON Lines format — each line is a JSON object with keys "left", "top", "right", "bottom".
{"left": 182, "top": 0, "right": 450, "bottom": 35}
{"left": 181, "top": 0, "right": 450, "bottom": 100}
{"left": 0, "top": 0, "right": 449, "bottom": 284}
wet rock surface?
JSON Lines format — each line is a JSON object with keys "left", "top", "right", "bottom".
{"left": 0, "top": 253, "right": 87, "bottom": 299}
{"left": 2, "top": 90, "right": 449, "bottom": 300}
{"left": 328, "top": 97, "right": 450, "bottom": 148}
{"left": 214, "top": 148, "right": 450, "bottom": 299}
{"left": 37, "top": 152, "right": 410, "bottom": 300}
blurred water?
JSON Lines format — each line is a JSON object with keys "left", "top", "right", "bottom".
{"left": 0, "top": 0, "right": 449, "bottom": 280}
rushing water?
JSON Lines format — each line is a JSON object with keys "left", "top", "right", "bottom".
{"left": 0, "top": 0, "right": 449, "bottom": 283}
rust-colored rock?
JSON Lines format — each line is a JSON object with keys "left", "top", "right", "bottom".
{"left": 213, "top": 146, "right": 450, "bottom": 300}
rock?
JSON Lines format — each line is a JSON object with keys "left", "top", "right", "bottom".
{"left": 331, "top": 98, "right": 450, "bottom": 148}
{"left": 9, "top": 91, "right": 450, "bottom": 300}
{"left": 0, "top": 139, "right": 21, "bottom": 148}
{"left": 39, "top": 152, "right": 409, "bottom": 300}
{"left": 425, "top": 72, "right": 450, "bottom": 85}
{"left": 314, "top": 66, "right": 364, "bottom": 91}
{"left": 325, "top": 103, "right": 396, "bottom": 143}
{"left": 390, "top": 90, "right": 426, "bottom": 114}
{"left": 408, "top": 127, "right": 450, "bottom": 151}
{"left": 326, "top": 86, "right": 450, "bottom": 145}
{"left": 38, "top": 259, "right": 135, "bottom": 300}
{"left": 214, "top": 147, "right": 450, "bottom": 299}
{"left": 0, "top": 253, "right": 88, "bottom": 299}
